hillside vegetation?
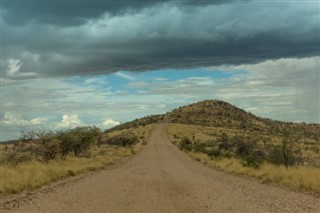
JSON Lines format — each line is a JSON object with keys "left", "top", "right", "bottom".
{"left": 110, "top": 100, "right": 319, "bottom": 138}
{"left": 111, "top": 100, "right": 320, "bottom": 193}
{"left": 167, "top": 124, "right": 320, "bottom": 193}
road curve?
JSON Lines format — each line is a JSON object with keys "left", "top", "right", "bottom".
{"left": 2, "top": 125, "right": 319, "bottom": 212}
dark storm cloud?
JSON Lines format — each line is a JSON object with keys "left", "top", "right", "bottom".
{"left": 2, "top": 0, "right": 319, "bottom": 78}
{"left": 3, "top": 0, "right": 238, "bottom": 26}
{"left": 3, "top": 0, "right": 155, "bottom": 26}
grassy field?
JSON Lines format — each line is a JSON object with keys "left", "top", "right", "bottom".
{"left": 0, "top": 125, "right": 153, "bottom": 194}
{"left": 167, "top": 124, "right": 320, "bottom": 193}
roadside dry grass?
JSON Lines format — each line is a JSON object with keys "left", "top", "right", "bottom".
{"left": 0, "top": 146, "right": 128, "bottom": 194}
{"left": 167, "top": 124, "right": 320, "bottom": 193}
{"left": 0, "top": 125, "right": 153, "bottom": 194}
{"left": 190, "top": 152, "right": 320, "bottom": 193}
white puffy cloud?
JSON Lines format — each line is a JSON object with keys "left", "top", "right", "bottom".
{"left": 1, "top": 112, "right": 48, "bottom": 126}
{"left": 1, "top": 112, "right": 30, "bottom": 126}
{"left": 57, "top": 114, "right": 83, "bottom": 128}
{"left": 99, "top": 118, "right": 120, "bottom": 129}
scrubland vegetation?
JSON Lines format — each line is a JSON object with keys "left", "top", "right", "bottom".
{"left": 102, "top": 100, "right": 320, "bottom": 193}
{"left": 2, "top": 100, "right": 319, "bottom": 195}
{"left": 0, "top": 125, "right": 153, "bottom": 194}
{"left": 167, "top": 124, "right": 320, "bottom": 193}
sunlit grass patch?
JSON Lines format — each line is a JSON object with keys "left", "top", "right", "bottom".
{"left": 167, "top": 123, "right": 320, "bottom": 193}
{"left": 0, "top": 125, "right": 154, "bottom": 195}
{"left": 189, "top": 151, "right": 320, "bottom": 193}
{"left": 0, "top": 145, "right": 127, "bottom": 194}
{"left": 188, "top": 152, "right": 320, "bottom": 193}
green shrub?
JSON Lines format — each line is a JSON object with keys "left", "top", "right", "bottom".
{"left": 70, "top": 127, "right": 97, "bottom": 156}
{"left": 39, "top": 138, "right": 60, "bottom": 163}
{"left": 232, "top": 135, "right": 265, "bottom": 168}
{"left": 193, "top": 142, "right": 207, "bottom": 153}
{"left": 206, "top": 140, "right": 214, "bottom": 147}
{"left": 173, "top": 134, "right": 179, "bottom": 139}
{"left": 207, "top": 149, "right": 221, "bottom": 158}
{"left": 180, "top": 137, "right": 193, "bottom": 151}
{"left": 14, "top": 154, "right": 33, "bottom": 164}
{"left": 268, "top": 145, "right": 284, "bottom": 165}
{"left": 223, "top": 152, "right": 233, "bottom": 158}
{"left": 32, "top": 130, "right": 60, "bottom": 163}
{"left": 218, "top": 132, "right": 232, "bottom": 151}
{"left": 234, "top": 136, "right": 254, "bottom": 158}
{"left": 105, "top": 133, "right": 138, "bottom": 147}
{"left": 58, "top": 126, "right": 102, "bottom": 157}
{"left": 241, "top": 156, "right": 262, "bottom": 169}
{"left": 2, "top": 151, "right": 33, "bottom": 165}
{"left": 67, "top": 170, "right": 76, "bottom": 176}
{"left": 58, "top": 130, "right": 77, "bottom": 159}
{"left": 267, "top": 134, "right": 302, "bottom": 168}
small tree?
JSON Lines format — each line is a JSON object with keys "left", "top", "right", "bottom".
{"left": 268, "top": 133, "right": 300, "bottom": 168}
{"left": 281, "top": 134, "right": 294, "bottom": 168}
{"left": 234, "top": 135, "right": 252, "bottom": 158}
{"left": 218, "top": 132, "right": 232, "bottom": 151}
{"left": 233, "top": 135, "right": 264, "bottom": 168}
{"left": 71, "top": 127, "right": 96, "bottom": 156}
{"left": 34, "top": 130, "right": 60, "bottom": 163}
{"left": 19, "top": 131, "right": 35, "bottom": 143}
{"left": 91, "top": 126, "right": 103, "bottom": 148}
{"left": 104, "top": 133, "right": 138, "bottom": 147}
{"left": 193, "top": 142, "right": 206, "bottom": 153}
{"left": 180, "top": 137, "right": 193, "bottom": 151}
{"left": 58, "top": 130, "right": 77, "bottom": 159}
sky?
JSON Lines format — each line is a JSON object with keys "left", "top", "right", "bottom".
{"left": 0, "top": 0, "right": 319, "bottom": 141}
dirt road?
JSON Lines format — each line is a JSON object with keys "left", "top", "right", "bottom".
{"left": 1, "top": 125, "right": 319, "bottom": 212}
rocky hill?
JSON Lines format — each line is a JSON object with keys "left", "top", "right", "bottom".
{"left": 162, "top": 100, "right": 266, "bottom": 130}
{"left": 107, "top": 100, "right": 319, "bottom": 137}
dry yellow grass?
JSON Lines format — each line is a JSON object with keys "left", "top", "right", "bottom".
{"left": 167, "top": 123, "right": 320, "bottom": 164}
{"left": 0, "top": 146, "right": 126, "bottom": 194}
{"left": 106, "top": 125, "right": 153, "bottom": 144}
{"left": 167, "top": 123, "right": 247, "bottom": 145}
{"left": 189, "top": 152, "right": 320, "bottom": 193}
{"left": 167, "top": 124, "right": 320, "bottom": 193}
{"left": 0, "top": 125, "right": 154, "bottom": 194}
